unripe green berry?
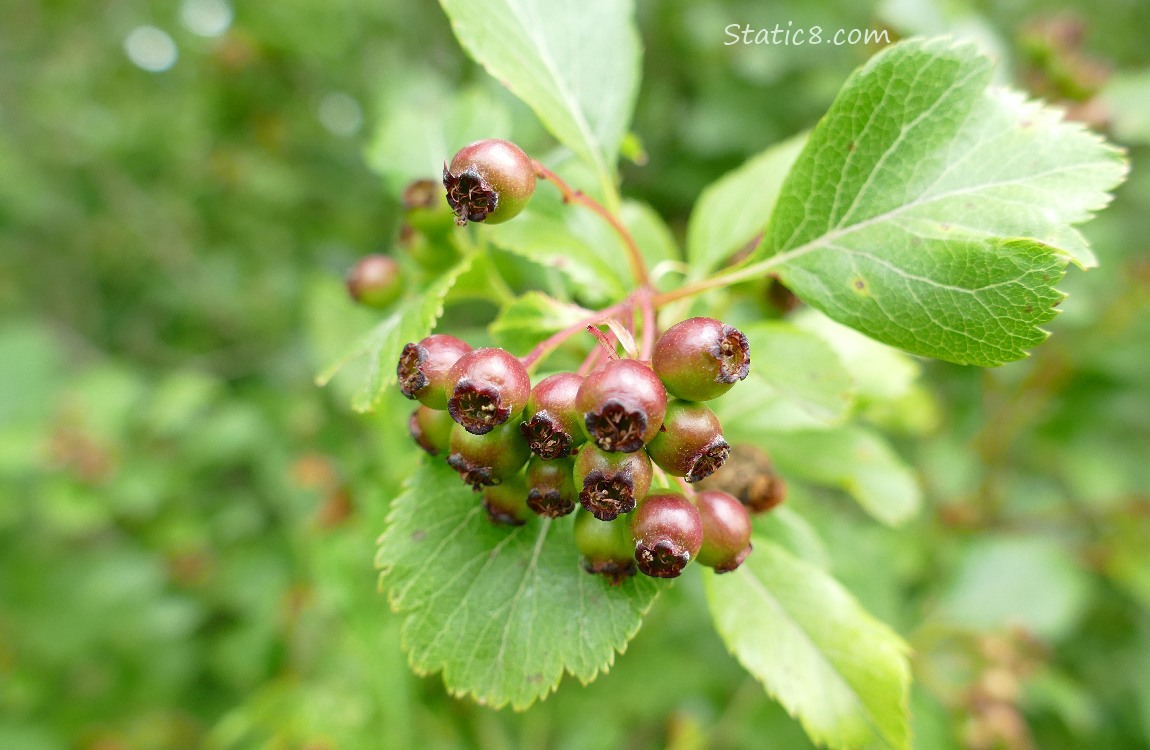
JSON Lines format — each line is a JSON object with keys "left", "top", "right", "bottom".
{"left": 695, "top": 490, "right": 753, "bottom": 573}
{"left": 443, "top": 139, "right": 536, "bottom": 225}
{"left": 525, "top": 455, "right": 577, "bottom": 518}
{"left": 574, "top": 444, "right": 653, "bottom": 521}
{"left": 397, "top": 334, "right": 472, "bottom": 409}
{"left": 574, "top": 509, "right": 637, "bottom": 584}
{"left": 644, "top": 400, "right": 730, "bottom": 483}
{"left": 482, "top": 472, "right": 532, "bottom": 526}
{"left": 520, "top": 372, "right": 586, "bottom": 460}
{"left": 447, "top": 348, "right": 532, "bottom": 435}
{"left": 346, "top": 254, "right": 403, "bottom": 309}
{"left": 652, "top": 317, "right": 750, "bottom": 401}
{"left": 576, "top": 359, "right": 667, "bottom": 453}
{"left": 446, "top": 421, "right": 530, "bottom": 491}
{"left": 402, "top": 179, "right": 456, "bottom": 238}
{"left": 408, "top": 405, "right": 454, "bottom": 456}
{"left": 630, "top": 493, "right": 704, "bottom": 579}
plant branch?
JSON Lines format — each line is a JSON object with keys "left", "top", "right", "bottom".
{"left": 533, "top": 160, "right": 650, "bottom": 288}
{"left": 638, "top": 288, "right": 656, "bottom": 361}
{"left": 519, "top": 300, "right": 627, "bottom": 371}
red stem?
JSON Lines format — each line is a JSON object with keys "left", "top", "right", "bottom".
{"left": 519, "top": 301, "right": 628, "bottom": 370}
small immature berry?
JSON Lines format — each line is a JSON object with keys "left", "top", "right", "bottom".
{"left": 644, "top": 400, "right": 730, "bottom": 483}
{"left": 408, "top": 405, "right": 454, "bottom": 456}
{"left": 574, "top": 509, "right": 637, "bottom": 584}
{"left": 577, "top": 359, "right": 667, "bottom": 453}
{"left": 520, "top": 372, "right": 585, "bottom": 460}
{"left": 482, "top": 473, "right": 532, "bottom": 526}
{"left": 402, "top": 179, "right": 456, "bottom": 238}
{"left": 446, "top": 421, "right": 530, "bottom": 491}
{"left": 525, "top": 456, "right": 577, "bottom": 518}
{"left": 695, "top": 490, "right": 753, "bottom": 573}
{"left": 397, "top": 334, "right": 472, "bottom": 409}
{"left": 630, "top": 493, "right": 704, "bottom": 579}
{"left": 575, "top": 445, "right": 653, "bottom": 521}
{"left": 447, "top": 348, "right": 532, "bottom": 435}
{"left": 652, "top": 317, "right": 750, "bottom": 401}
{"left": 346, "top": 254, "right": 403, "bottom": 309}
{"left": 443, "top": 139, "right": 536, "bottom": 226}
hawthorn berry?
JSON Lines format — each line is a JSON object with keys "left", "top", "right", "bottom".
{"left": 402, "top": 178, "right": 456, "bottom": 238}
{"left": 652, "top": 317, "right": 750, "bottom": 401}
{"left": 644, "top": 400, "right": 730, "bottom": 483}
{"left": 346, "top": 254, "right": 403, "bottom": 309}
{"left": 695, "top": 444, "right": 787, "bottom": 514}
{"left": 397, "top": 334, "right": 472, "bottom": 409}
{"left": 408, "top": 405, "right": 454, "bottom": 457}
{"left": 443, "top": 139, "right": 536, "bottom": 226}
{"left": 695, "top": 490, "right": 753, "bottom": 573}
{"left": 574, "top": 509, "right": 637, "bottom": 584}
{"left": 630, "top": 493, "right": 704, "bottom": 579}
{"left": 482, "top": 473, "right": 532, "bottom": 527}
{"left": 525, "top": 456, "right": 577, "bottom": 518}
{"left": 446, "top": 421, "right": 530, "bottom": 491}
{"left": 520, "top": 372, "right": 585, "bottom": 460}
{"left": 575, "top": 444, "right": 653, "bottom": 521}
{"left": 576, "top": 359, "right": 667, "bottom": 453}
{"left": 447, "top": 348, "right": 532, "bottom": 435}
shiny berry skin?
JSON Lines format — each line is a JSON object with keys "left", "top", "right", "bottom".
{"left": 644, "top": 400, "right": 730, "bottom": 483}
{"left": 630, "top": 493, "right": 703, "bottom": 579}
{"left": 446, "top": 421, "right": 530, "bottom": 491}
{"left": 397, "top": 334, "right": 472, "bottom": 409}
{"left": 575, "top": 445, "right": 653, "bottom": 521}
{"left": 652, "top": 318, "right": 750, "bottom": 401}
{"left": 577, "top": 359, "right": 667, "bottom": 453}
{"left": 408, "top": 405, "right": 454, "bottom": 456}
{"left": 447, "top": 348, "right": 532, "bottom": 435}
{"left": 520, "top": 372, "right": 585, "bottom": 460}
{"left": 482, "top": 473, "right": 532, "bottom": 526}
{"left": 695, "top": 490, "right": 753, "bottom": 573}
{"left": 347, "top": 254, "right": 403, "bottom": 309}
{"left": 443, "top": 139, "right": 536, "bottom": 226}
{"left": 525, "top": 456, "right": 577, "bottom": 518}
{"left": 574, "top": 509, "right": 637, "bottom": 584}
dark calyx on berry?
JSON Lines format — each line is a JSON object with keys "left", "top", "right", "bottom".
{"left": 397, "top": 334, "right": 472, "bottom": 409}
{"left": 577, "top": 359, "right": 667, "bottom": 453}
{"left": 575, "top": 446, "right": 652, "bottom": 521}
{"left": 520, "top": 372, "right": 584, "bottom": 460}
{"left": 446, "top": 421, "right": 530, "bottom": 491}
{"left": 443, "top": 139, "right": 536, "bottom": 226}
{"left": 696, "top": 490, "right": 753, "bottom": 573}
{"left": 409, "top": 405, "right": 454, "bottom": 456}
{"left": 653, "top": 317, "right": 750, "bottom": 401}
{"left": 525, "top": 456, "right": 577, "bottom": 518}
{"left": 630, "top": 493, "right": 704, "bottom": 579}
{"left": 482, "top": 474, "right": 532, "bottom": 527}
{"left": 645, "top": 400, "right": 731, "bottom": 483}
{"left": 447, "top": 348, "right": 531, "bottom": 435}
{"left": 346, "top": 254, "right": 403, "bottom": 309}
{"left": 574, "top": 510, "right": 637, "bottom": 585}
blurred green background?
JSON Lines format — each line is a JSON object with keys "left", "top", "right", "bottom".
{"left": 2, "top": 0, "right": 1149, "bottom": 748}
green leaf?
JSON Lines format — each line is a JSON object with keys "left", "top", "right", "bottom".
{"left": 315, "top": 256, "right": 474, "bottom": 413}
{"left": 687, "top": 132, "right": 807, "bottom": 277}
{"left": 765, "top": 426, "right": 921, "bottom": 527}
{"left": 438, "top": 0, "right": 641, "bottom": 201}
{"left": 791, "top": 309, "right": 920, "bottom": 402}
{"left": 714, "top": 321, "right": 854, "bottom": 434}
{"left": 376, "top": 461, "right": 659, "bottom": 709}
{"left": 489, "top": 292, "right": 591, "bottom": 356}
{"left": 757, "top": 37, "right": 1127, "bottom": 366}
{"left": 706, "top": 539, "right": 911, "bottom": 750}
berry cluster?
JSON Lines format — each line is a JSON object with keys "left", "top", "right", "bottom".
{"left": 398, "top": 317, "right": 772, "bottom": 582}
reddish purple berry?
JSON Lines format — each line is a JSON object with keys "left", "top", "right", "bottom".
{"left": 574, "top": 510, "right": 637, "bottom": 585}
{"left": 443, "top": 139, "right": 536, "bottom": 226}
{"left": 576, "top": 359, "right": 667, "bottom": 453}
{"left": 482, "top": 473, "right": 532, "bottom": 526}
{"left": 644, "top": 400, "right": 730, "bottom": 483}
{"left": 652, "top": 317, "right": 750, "bottom": 401}
{"left": 397, "top": 334, "right": 472, "bottom": 409}
{"left": 520, "top": 372, "right": 586, "bottom": 460}
{"left": 347, "top": 254, "right": 403, "bottom": 309}
{"left": 446, "top": 421, "right": 530, "bottom": 491}
{"left": 630, "top": 493, "right": 704, "bottom": 579}
{"left": 408, "top": 405, "right": 454, "bottom": 456}
{"left": 696, "top": 490, "right": 753, "bottom": 573}
{"left": 574, "top": 444, "right": 653, "bottom": 521}
{"left": 525, "top": 456, "right": 577, "bottom": 518}
{"left": 447, "top": 348, "right": 531, "bottom": 435}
